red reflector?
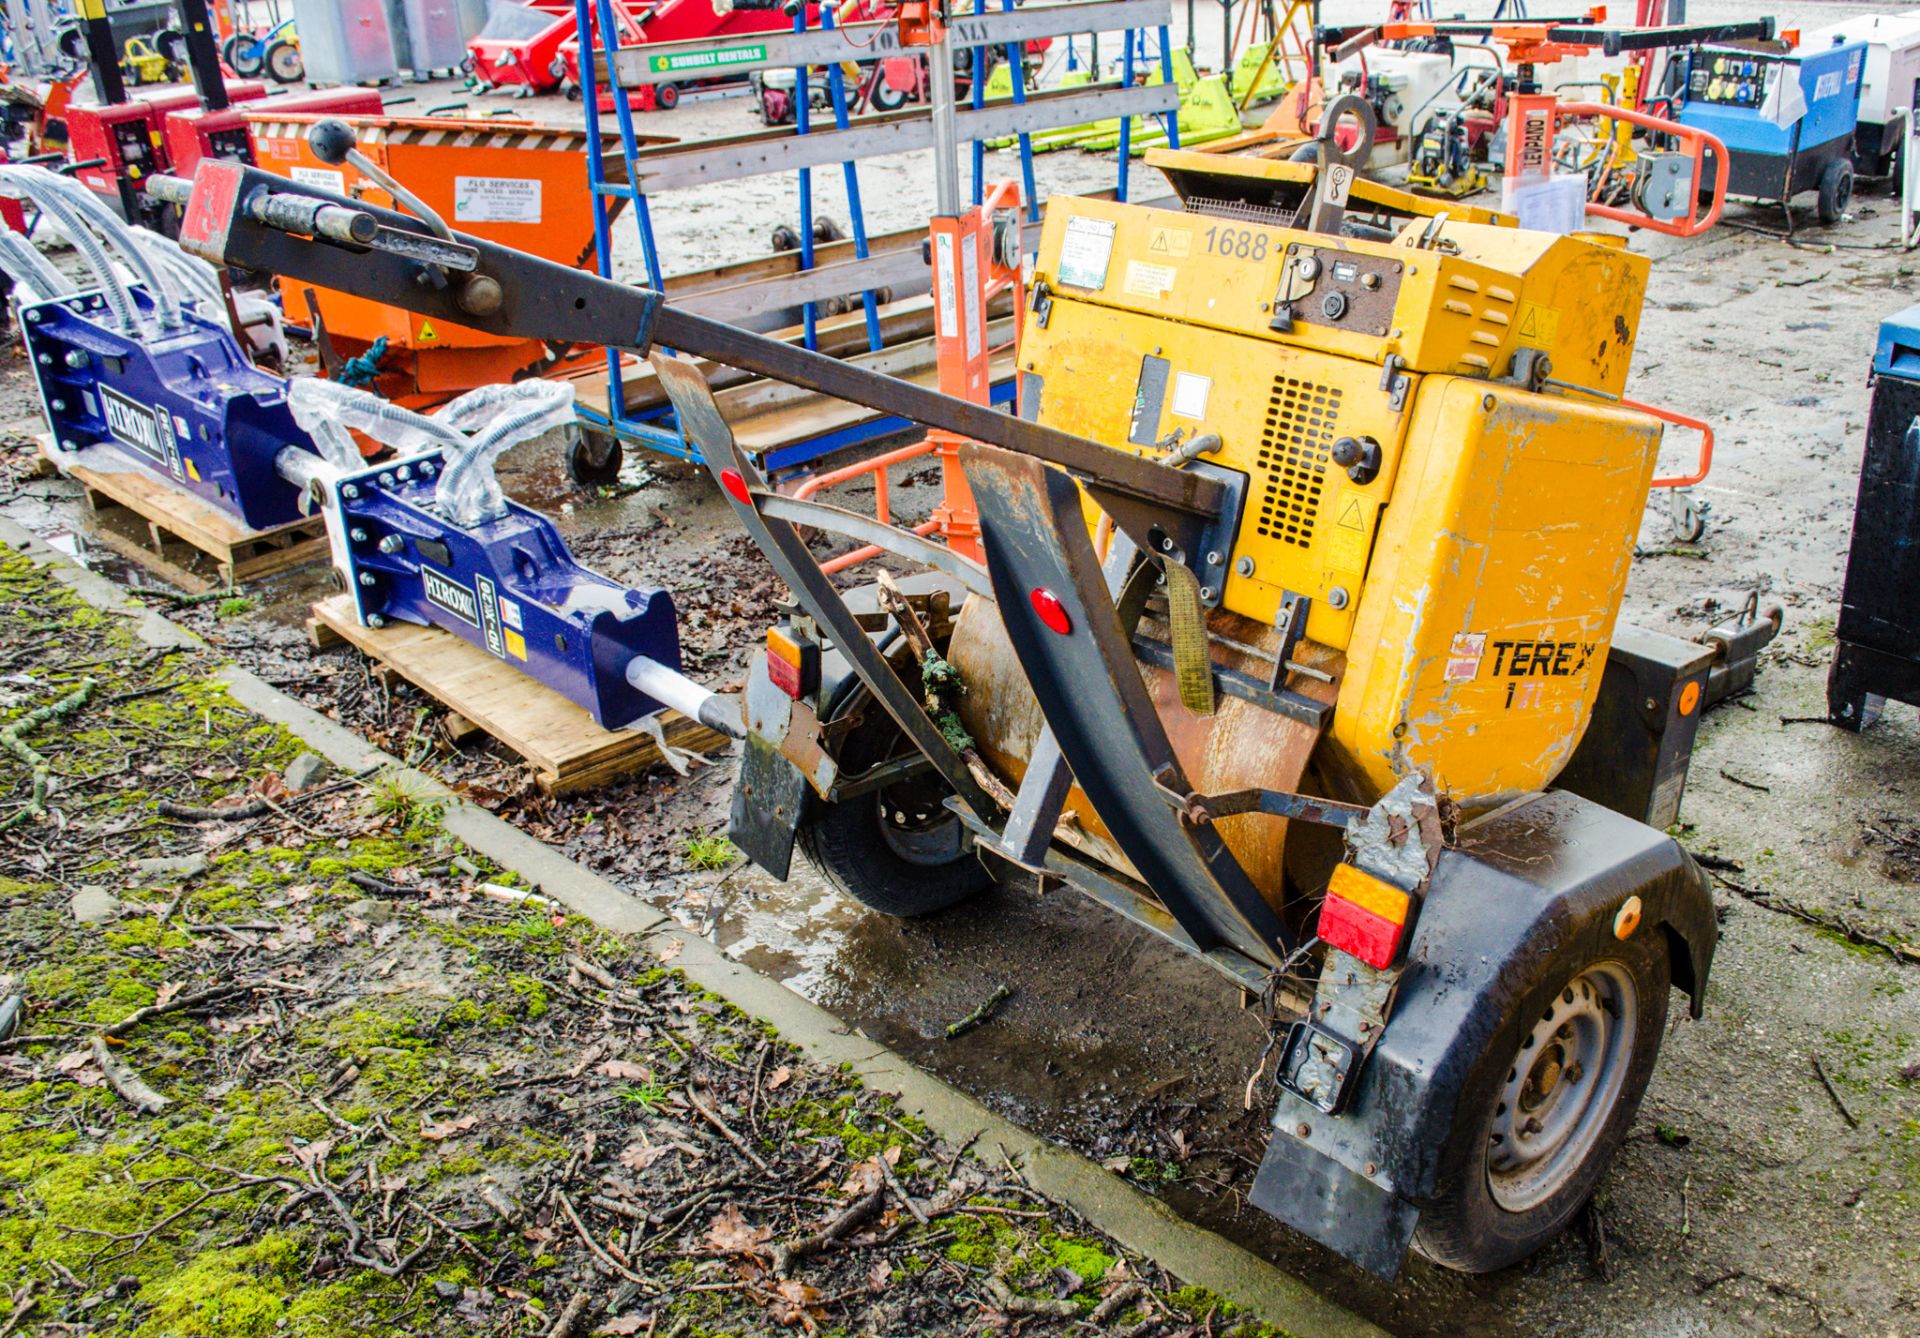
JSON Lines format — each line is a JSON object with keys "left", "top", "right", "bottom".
{"left": 1030, "top": 587, "right": 1072, "bottom": 635}
{"left": 1318, "top": 893, "right": 1404, "bottom": 970}
{"left": 719, "top": 468, "right": 752, "bottom": 506}
{"left": 767, "top": 650, "right": 804, "bottom": 698}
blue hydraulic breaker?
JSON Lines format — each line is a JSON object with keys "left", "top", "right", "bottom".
{"left": 284, "top": 379, "right": 736, "bottom": 738}
{"left": 0, "top": 165, "right": 316, "bottom": 531}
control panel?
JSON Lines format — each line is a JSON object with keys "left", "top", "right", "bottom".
{"left": 1271, "top": 244, "right": 1404, "bottom": 339}
{"left": 1685, "top": 50, "right": 1776, "bottom": 109}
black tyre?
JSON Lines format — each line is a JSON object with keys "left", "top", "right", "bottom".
{"left": 225, "top": 34, "right": 263, "bottom": 77}
{"left": 566, "top": 431, "right": 622, "bottom": 488}
{"left": 796, "top": 704, "right": 991, "bottom": 918}
{"left": 1412, "top": 929, "right": 1671, "bottom": 1273}
{"left": 655, "top": 81, "right": 679, "bottom": 110}
{"left": 1817, "top": 158, "right": 1853, "bottom": 225}
{"left": 867, "top": 73, "right": 910, "bottom": 112}
{"left": 265, "top": 39, "right": 304, "bottom": 84}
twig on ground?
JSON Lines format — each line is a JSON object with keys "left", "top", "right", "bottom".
{"left": 557, "top": 1192, "right": 653, "bottom": 1288}
{"left": 685, "top": 1090, "right": 772, "bottom": 1174}
{"left": 986, "top": 1276, "right": 1078, "bottom": 1318}
{"left": 945, "top": 985, "right": 1011, "bottom": 1039}
{"left": 102, "top": 981, "right": 250, "bottom": 1038}
{"left": 773, "top": 1186, "right": 885, "bottom": 1276}
{"left": 1091, "top": 1282, "right": 1146, "bottom": 1324}
{"left": 91, "top": 1036, "right": 168, "bottom": 1114}
{"left": 1812, "top": 1055, "right": 1861, "bottom": 1130}
{"left": 542, "top": 1289, "right": 594, "bottom": 1338}
{"left": 0, "top": 679, "right": 96, "bottom": 833}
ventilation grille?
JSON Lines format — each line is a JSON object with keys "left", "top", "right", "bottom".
{"left": 1181, "top": 194, "right": 1298, "bottom": 227}
{"left": 1255, "top": 377, "right": 1342, "bottom": 548}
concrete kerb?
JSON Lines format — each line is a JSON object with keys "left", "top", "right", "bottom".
{"left": 1, "top": 520, "right": 1383, "bottom": 1338}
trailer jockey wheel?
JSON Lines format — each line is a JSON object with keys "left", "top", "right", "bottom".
{"left": 566, "top": 429, "right": 623, "bottom": 489}
{"left": 1818, "top": 159, "right": 1854, "bottom": 225}
{"left": 266, "top": 39, "right": 304, "bottom": 84}
{"left": 1412, "top": 929, "right": 1670, "bottom": 1273}
{"left": 656, "top": 82, "right": 680, "bottom": 110}
{"left": 797, "top": 700, "right": 992, "bottom": 918}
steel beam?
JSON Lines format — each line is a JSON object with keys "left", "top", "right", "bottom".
{"left": 629, "top": 82, "right": 1180, "bottom": 192}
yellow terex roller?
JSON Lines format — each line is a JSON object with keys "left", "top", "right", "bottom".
{"left": 720, "top": 147, "right": 1724, "bottom": 1280}
{"left": 170, "top": 123, "right": 1738, "bottom": 1284}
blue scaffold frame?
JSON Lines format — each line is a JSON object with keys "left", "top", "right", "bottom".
{"left": 569, "top": 0, "right": 1181, "bottom": 471}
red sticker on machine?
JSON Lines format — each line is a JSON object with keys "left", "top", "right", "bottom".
{"left": 1444, "top": 633, "right": 1486, "bottom": 682}
{"left": 176, "top": 159, "right": 244, "bottom": 263}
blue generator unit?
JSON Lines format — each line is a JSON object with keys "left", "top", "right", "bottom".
{"left": 1673, "top": 36, "right": 1866, "bottom": 225}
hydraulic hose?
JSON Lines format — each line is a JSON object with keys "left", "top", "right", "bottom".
{"left": 0, "top": 174, "right": 138, "bottom": 334}
{"left": 0, "top": 230, "right": 75, "bottom": 303}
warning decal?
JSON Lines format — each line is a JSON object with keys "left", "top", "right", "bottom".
{"left": 1147, "top": 226, "right": 1191, "bottom": 258}
{"left": 1515, "top": 302, "right": 1561, "bottom": 347}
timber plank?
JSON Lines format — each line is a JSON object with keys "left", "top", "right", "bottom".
{"left": 308, "top": 593, "right": 726, "bottom": 794}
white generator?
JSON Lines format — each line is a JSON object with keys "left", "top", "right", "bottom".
{"left": 1802, "top": 10, "right": 1920, "bottom": 176}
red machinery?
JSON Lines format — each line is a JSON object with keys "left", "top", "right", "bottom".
{"left": 164, "top": 87, "right": 387, "bottom": 177}
{"left": 67, "top": 80, "right": 267, "bottom": 201}
{"left": 468, "top": 0, "right": 580, "bottom": 95}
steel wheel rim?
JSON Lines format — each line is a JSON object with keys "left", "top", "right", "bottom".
{"left": 1487, "top": 961, "right": 1638, "bottom": 1212}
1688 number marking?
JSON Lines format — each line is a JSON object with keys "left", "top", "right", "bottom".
{"left": 1203, "top": 225, "right": 1269, "bottom": 261}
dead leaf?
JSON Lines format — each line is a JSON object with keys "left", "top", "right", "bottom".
{"left": 594, "top": 1318, "right": 650, "bottom": 1336}
{"left": 1101, "top": 1156, "right": 1131, "bottom": 1173}
{"left": 656, "top": 938, "right": 683, "bottom": 964}
{"left": 153, "top": 982, "right": 183, "bottom": 1009}
{"left": 596, "top": 1060, "right": 651, "bottom": 1081}
{"left": 867, "top": 1260, "right": 892, "bottom": 1291}
{"left": 769, "top": 1277, "right": 824, "bottom": 1329}
{"left": 705, "top": 1204, "right": 770, "bottom": 1256}
{"left": 421, "top": 1114, "right": 478, "bottom": 1141}
{"left": 291, "top": 1137, "right": 336, "bottom": 1169}
{"left": 618, "top": 1142, "right": 667, "bottom": 1173}
{"left": 54, "top": 1048, "right": 92, "bottom": 1074}
{"left": 766, "top": 1065, "right": 793, "bottom": 1092}
{"left": 841, "top": 1157, "right": 886, "bottom": 1198}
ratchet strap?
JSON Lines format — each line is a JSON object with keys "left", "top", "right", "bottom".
{"left": 1162, "top": 557, "right": 1215, "bottom": 716}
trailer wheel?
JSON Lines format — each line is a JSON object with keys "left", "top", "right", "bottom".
{"left": 224, "top": 35, "right": 262, "bottom": 76}
{"left": 265, "top": 39, "right": 304, "bottom": 84}
{"left": 656, "top": 82, "right": 680, "bottom": 110}
{"left": 1412, "top": 931, "right": 1670, "bottom": 1273}
{"left": 1818, "top": 159, "right": 1853, "bottom": 225}
{"left": 797, "top": 709, "right": 990, "bottom": 918}
{"left": 566, "top": 430, "right": 622, "bottom": 489}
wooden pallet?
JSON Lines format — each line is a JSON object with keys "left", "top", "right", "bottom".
{"left": 40, "top": 439, "right": 328, "bottom": 591}
{"left": 307, "top": 593, "right": 727, "bottom": 794}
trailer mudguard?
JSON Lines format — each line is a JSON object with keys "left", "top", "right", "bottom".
{"left": 1251, "top": 789, "right": 1715, "bottom": 1279}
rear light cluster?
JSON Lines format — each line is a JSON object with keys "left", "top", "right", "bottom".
{"left": 1317, "top": 862, "right": 1414, "bottom": 971}
{"left": 766, "top": 625, "right": 817, "bottom": 700}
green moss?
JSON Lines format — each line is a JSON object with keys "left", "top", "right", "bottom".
{"left": 133, "top": 1235, "right": 300, "bottom": 1337}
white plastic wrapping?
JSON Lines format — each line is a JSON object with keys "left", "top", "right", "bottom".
{"left": 0, "top": 228, "right": 74, "bottom": 304}
{"left": 287, "top": 378, "right": 466, "bottom": 471}
{"left": 431, "top": 381, "right": 577, "bottom": 527}
{"left": 285, "top": 379, "right": 578, "bottom": 529}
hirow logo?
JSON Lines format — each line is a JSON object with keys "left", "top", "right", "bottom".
{"left": 101, "top": 386, "right": 181, "bottom": 477}
{"left": 423, "top": 566, "right": 480, "bottom": 627}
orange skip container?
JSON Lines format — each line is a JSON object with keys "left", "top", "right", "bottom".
{"left": 245, "top": 110, "right": 670, "bottom": 405}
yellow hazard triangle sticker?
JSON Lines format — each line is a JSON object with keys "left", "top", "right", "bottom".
{"left": 417, "top": 320, "right": 439, "bottom": 343}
